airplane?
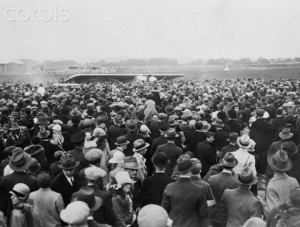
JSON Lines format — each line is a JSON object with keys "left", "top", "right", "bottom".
{"left": 64, "top": 67, "right": 184, "bottom": 83}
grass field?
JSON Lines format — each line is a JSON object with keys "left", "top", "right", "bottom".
{"left": 2, "top": 65, "right": 300, "bottom": 83}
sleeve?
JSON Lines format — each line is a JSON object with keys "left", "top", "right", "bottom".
{"left": 249, "top": 155, "right": 257, "bottom": 176}
{"left": 0, "top": 179, "right": 7, "bottom": 215}
{"left": 140, "top": 180, "right": 149, "bottom": 207}
{"left": 103, "top": 195, "right": 119, "bottom": 226}
{"left": 161, "top": 188, "right": 171, "bottom": 213}
{"left": 197, "top": 188, "right": 208, "bottom": 219}
{"left": 55, "top": 194, "right": 65, "bottom": 214}
{"left": 111, "top": 197, "right": 127, "bottom": 227}
{"left": 249, "top": 200, "right": 264, "bottom": 219}
{"left": 10, "top": 211, "right": 26, "bottom": 227}
{"left": 265, "top": 186, "right": 279, "bottom": 213}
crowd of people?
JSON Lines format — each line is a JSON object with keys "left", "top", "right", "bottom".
{"left": 0, "top": 77, "right": 300, "bottom": 227}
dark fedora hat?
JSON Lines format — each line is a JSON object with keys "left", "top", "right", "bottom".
{"left": 36, "top": 117, "right": 50, "bottom": 125}
{"left": 37, "top": 130, "right": 50, "bottom": 139}
{"left": 165, "top": 128, "right": 179, "bottom": 139}
{"left": 9, "top": 148, "right": 32, "bottom": 171}
{"left": 168, "top": 118, "right": 178, "bottom": 127}
{"left": 165, "top": 105, "right": 174, "bottom": 113}
{"left": 220, "top": 152, "right": 238, "bottom": 168}
{"left": 125, "top": 119, "right": 137, "bottom": 131}
{"left": 227, "top": 132, "right": 238, "bottom": 143}
{"left": 115, "top": 136, "right": 130, "bottom": 146}
{"left": 58, "top": 154, "right": 79, "bottom": 170}
{"left": 72, "top": 187, "right": 102, "bottom": 211}
{"left": 70, "top": 131, "right": 86, "bottom": 143}
{"left": 234, "top": 166, "right": 258, "bottom": 186}
{"left": 159, "top": 123, "right": 169, "bottom": 131}
{"left": 281, "top": 141, "right": 298, "bottom": 156}
{"left": 279, "top": 128, "right": 293, "bottom": 140}
{"left": 177, "top": 155, "right": 193, "bottom": 174}
{"left": 212, "top": 119, "right": 224, "bottom": 128}
{"left": 152, "top": 152, "right": 168, "bottom": 168}
{"left": 268, "top": 149, "right": 292, "bottom": 172}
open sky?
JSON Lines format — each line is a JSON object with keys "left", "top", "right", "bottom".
{"left": 0, "top": 0, "right": 300, "bottom": 62}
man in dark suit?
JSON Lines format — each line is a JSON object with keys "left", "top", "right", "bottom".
{"left": 124, "top": 119, "right": 143, "bottom": 156}
{"left": 275, "top": 116, "right": 300, "bottom": 145}
{"left": 107, "top": 115, "right": 128, "bottom": 150}
{"left": 0, "top": 148, "right": 37, "bottom": 226}
{"left": 196, "top": 131, "right": 217, "bottom": 178}
{"left": 183, "top": 121, "right": 206, "bottom": 155}
{"left": 250, "top": 108, "right": 274, "bottom": 173}
{"left": 208, "top": 152, "right": 239, "bottom": 227}
{"left": 271, "top": 109, "right": 286, "bottom": 133}
{"left": 149, "top": 123, "right": 169, "bottom": 156}
{"left": 212, "top": 119, "right": 229, "bottom": 152}
{"left": 51, "top": 154, "right": 80, "bottom": 206}
{"left": 162, "top": 156, "right": 209, "bottom": 227}
{"left": 140, "top": 153, "right": 174, "bottom": 207}
{"left": 226, "top": 110, "right": 241, "bottom": 135}
{"left": 156, "top": 128, "right": 183, "bottom": 177}
{"left": 219, "top": 132, "right": 239, "bottom": 158}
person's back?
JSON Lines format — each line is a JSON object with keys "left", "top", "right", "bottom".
{"left": 28, "top": 173, "right": 64, "bottom": 227}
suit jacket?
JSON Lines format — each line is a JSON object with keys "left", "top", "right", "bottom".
{"left": 156, "top": 142, "right": 183, "bottom": 177}
{"left": 184, "top": 130, "right": 206, "bottom": 154}
{"left": 149, "top": 135, "right": 168, "bottom": 156}
{"left": 40, "top": 140, "right": 61, "bottom": 166}
{"left": 227, "top": 119, "right": 241, "bottom": 135}
{"left": 250, "top": 118, "right": 274, "bottom": 150}
{"left": 213, "top": 129, "right": 229, "bottom": 152}
{"left": 196, "top": 140, "right": 217, "bottom": 178}
{"left": 148, "top": 121, "right": 161, "bottom": 139}
{"left": 287, "top": 146, "right": 300, "bottom": 183}
{"left": 271, "top": 117, "right": 287, "bottom": 133}
{"left": 208, "top": 171, "right": 239, "bottom": 223}
{"left": 162, "top": 177, "right": 209, "bottom": 227}
{"left": 107, "top": 124, "right": 128, "bottom": 150}
{"left": 0, "top": 171, "right": 38, "bottom": 223}
{"left": 191, "top": 175, "right": 214, "bottom": 201}
{"left": 28, "top": 188, "right": 64, "bottom": 227}
{"left": 140, "top": 172, "right": 174, "bottom": 206}
{"left": 51, "top": 172, "right": 80, "bottom": 206}
{"left": 221, "top": 186, "right": 263, "bottom": 227}
{"left": 124, "top": 131, "right": 143, "bottom": 156}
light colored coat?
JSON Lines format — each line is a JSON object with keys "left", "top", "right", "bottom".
{"left": 232, "top": 148, "right": 256, "bottom": 176}
{"left": 28, "top": 188, "right": 64, "bottom": 227}
{"left": 265, "top": 172, "right": 299, "bottom": 213}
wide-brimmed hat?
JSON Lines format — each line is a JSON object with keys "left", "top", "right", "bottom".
{"left": 177, "top": 155, "right": 193, "bottom": 173}
{"left": 72, "top": 187, "right": 103, "bottom": 211}
{"left": 108, "top": 151, "right": 125, "bottom": 164}
{"left": 115, "top": 171, "right": 135, "bottom": 187}
{"left": 37, "top": 130, "right": 50, "bottom": 139}
{"left": 279, "top": 128, "right": 293, "bottom": 140}
{"left": 168, "top": 118, "right": 178, "bottom": 127}
{"left": 165, "top": 128, "right": 179, "bottom": 139}
{"left": 125, "top": 119, "right": 137, "bottom": 131}
{"left": 115, "top": 136, "right": 130, "bottom": 146}
{"left": 227, "top": 132, "right": 238, "bottom": 143}
{"left": 140, "top": 125, "right": 151, "bottom": 135}
{"left": 220, "top": 152, "right": 238, "bottom": 168}
{"left": 9, "top": 123, "right": 20, "bottom": 131}
{"left": 281, "top": 141, "right": 298, "bottom": 156}
{"left": 201, "top": 121, "right": 211, "bottom": 131}
{"left": 9, "top": 148, "right": 32, "bottom": 171}
{"left": 133, "top": 139, "right": 150, "bottom": 152}
{"left": 234, "top": 166, "right": 258, "bottom": 185}
{"left": 58, "top": 154, "right": 79, "bottom": 170}
{"left": 9, "top": 183, "right": 30, "bottom": 200}
{"left": 237, "top": 135, "right": 251, "bottom": 149}
{"left": 114, "top": 115, "right": 124, "bottom": 125}
{"left": 268, "top": 149, "right": 292, "bottom": 172}
{"left": 212, "top": 119, "right": 224, "bottom": 128}
{"left": 124, "top": 156, "right": 140, "bottom": 169}
{"left": 165, "top": 105, "right": 174, "bottom": 113}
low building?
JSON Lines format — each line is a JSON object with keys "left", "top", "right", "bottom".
{"left": 0, "top": 60, "right": 25, "bottom": 75}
